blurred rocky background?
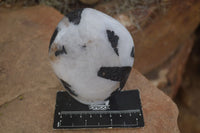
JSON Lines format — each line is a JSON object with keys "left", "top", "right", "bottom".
{"left": 0, "top": 0, "right": 200, "bottom": 132}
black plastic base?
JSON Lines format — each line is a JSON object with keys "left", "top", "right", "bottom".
{"left": 53, "top": 90, "right": 144, "bottom": 129}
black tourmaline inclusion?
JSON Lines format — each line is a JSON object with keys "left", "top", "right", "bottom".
{"left": 65, "top": 8, "right": 84, "bottom": 25}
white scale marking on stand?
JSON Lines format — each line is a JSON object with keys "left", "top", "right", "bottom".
{"left": 53, "top": 90, "right": 144, "bottom": 129}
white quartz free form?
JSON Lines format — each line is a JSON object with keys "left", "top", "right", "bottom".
{"left": 49, "top": 8, "right": 134, "bottom": 105}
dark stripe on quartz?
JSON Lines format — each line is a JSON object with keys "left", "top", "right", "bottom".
{"left": 106, "top": 30, "right": 119, "bottom": 56}
{"left": 131, "top": 47, "right": 135, "bottom": 58}
{"left": 49, "top": 27, "right": 59, "bottom": 51}
{"left": 55, "top": 46, "right": 67, "bottom": 56}
{"left": 65, "top": 8, "right": 84, "bottom": 25}
{"left": 97, "top": 66, "right": 132, "bottom": 90}
{"left": 59, "top": 79, "right": 78, "bottom": 97}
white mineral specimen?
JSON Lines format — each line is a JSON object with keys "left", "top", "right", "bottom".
{"left": 49, "top": 8, "right": 135, "bottom": 105}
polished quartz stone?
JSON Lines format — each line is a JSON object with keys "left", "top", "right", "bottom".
{"left": 49, "top": 8, "right": 134, "bottom": 105}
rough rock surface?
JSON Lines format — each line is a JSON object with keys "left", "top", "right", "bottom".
{"left": 175, "top": 26, "right": 200, "bottom": 133}
{"left": 0, "top": 6, "right": 62, "bottom": 106}
{"left": 80, "top": 0, "right": 99, "bottom": 5}
{"left": 0, "top": 6, "right": 179, "bottom": 133}
{"left": 96, "top": 0, "right": 200, "bottom": 98}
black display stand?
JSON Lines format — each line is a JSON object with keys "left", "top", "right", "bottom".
{"left": 53, "top": 90, "right": 144, "bottom": 129}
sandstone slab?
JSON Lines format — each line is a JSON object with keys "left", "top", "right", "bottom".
{"left": 0, "top": 6, "right": 63, "bottom": 106}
